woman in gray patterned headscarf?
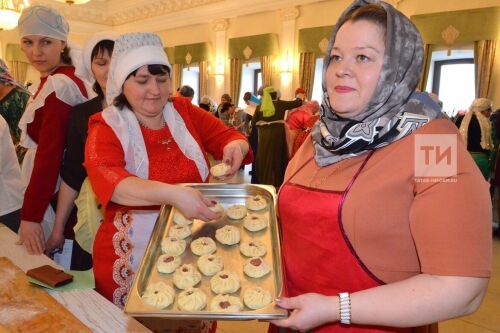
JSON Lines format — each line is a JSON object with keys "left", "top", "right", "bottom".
{"left": 270, "top": 1, "right": 490, "bottom": 332}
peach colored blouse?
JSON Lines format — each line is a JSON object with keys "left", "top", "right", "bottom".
{"left": 283, "top": 119, "right": 492, "bottom": 283}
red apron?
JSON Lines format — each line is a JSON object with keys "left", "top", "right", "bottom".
{"left": 271, "top": 151, "right": 410, "bottom": 333}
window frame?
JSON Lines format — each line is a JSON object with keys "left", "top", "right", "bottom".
{"left": 253, "top": 69, "right": 261, "bottom": 95}
{"left": 432, "top": 58, "right": 474, "bottom": 95}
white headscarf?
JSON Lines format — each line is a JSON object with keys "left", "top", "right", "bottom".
{"left": 101, "top": 32, "right": 208, "bottom": 181}
{"left": 105, "top": 32, "right": 172, "bottom": 106}
{"left": 74, "top": 31, "right": 119, "bottom": 88}
{"left": 18, "top": 6, "right": 69, "bottom": 41}
{"left": 459, "top": 98, "right": 493, "bottom": 151}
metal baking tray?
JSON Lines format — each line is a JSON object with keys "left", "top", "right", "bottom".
{"left": 124, "top": 183, "right": 287, "bottom": 320}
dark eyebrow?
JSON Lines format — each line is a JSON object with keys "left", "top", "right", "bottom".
{"left": 331, "top": 46, "right": 382, "bottom": 54}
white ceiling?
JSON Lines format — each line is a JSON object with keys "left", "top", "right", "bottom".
{"left": 30, "top": 0, "right": 326, "bottom": 31}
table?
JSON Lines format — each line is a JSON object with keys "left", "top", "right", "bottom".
{"left": 0, "top": 224, "right": 151, "bottom": 333}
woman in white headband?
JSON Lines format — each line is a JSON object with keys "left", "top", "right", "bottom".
{"left": 45, "top": 33, "right": 118, "bottom": 270}
{"left": 16, "top": 5, "right": 90, "bottom": 256}
{"left": 85, "top": 33, "right": 251, "bottom": 321}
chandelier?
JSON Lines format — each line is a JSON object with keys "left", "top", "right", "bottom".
{"left": 0, "top": 0, "right": 29, "bottom": 31}
{"left": 55, "top": 0, "right": 90, "bottom": 4}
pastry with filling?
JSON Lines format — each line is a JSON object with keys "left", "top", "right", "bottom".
{"left": 190, "top": 237, "right": 217, "bottom": 256}
{"left": 197, "top": 254, "right": 224, "bottom": 276}
{"left": 173, "top": 264, "right": 202, "bottom": 290}
{"left": 141, "top": 281, "right": 175, "bottom": 308}
{"left": 168, "top": 225, "right": 192, "bottom": 239}
{"left": 210, "top": 294, "right": 243, "bottom": 312}
{"left": 210, "top": 162, "right": 231, "bottom": 177}
{"left": 173, "top": 211, "right": 193, "bottom": 226}
{"left": 226, "top": 204, "right": 247, "bottom": 220}
{"left": 177, "top": 287, "right": 207, "bottom": 311}
{"left": 208, "top": 199, "right": 224, "bottom": 215}
{"left": 245, "top": 195, "right": 267, "bottom": 211}
{"left": 161, "top": 236, "right": 187, "bottom": 256}
{"left": 215, "top": 225, "right": 240, "bottom": 245}
{"left": 243, "top": 214, "right": 267, "bottom": 232}
{"left": 243, "top": 257, "right": 271, "bottom": 278}
{"left": 243, "top": 287, "right": 272, "bottom": 310}
{"left": 239, "top": 240, "right": 267, "bottom": 257}
{"left": 156, "top": 254, "right": 181, "bottom": 274}
{"left": 210, "top": 270, "right": 240, "bottom": 294}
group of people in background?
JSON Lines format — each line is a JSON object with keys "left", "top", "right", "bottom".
{"left": 453, "top": 97, "right": 500, "bottom": 235}
{"left": 0, "top": 0, "right": 495, "bottom": 332}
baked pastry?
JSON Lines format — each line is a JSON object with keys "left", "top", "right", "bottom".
{"left": 243, "top": 287, "right": 272, "bottom": 310}
{"left": 226, "top": 204, "right": 247, "bottom": 220}
{"left": 245, "top": 195, "right": 267, "bottom": 211}
{"left": 215, "top": 225, "right": 240, "bottom": 245}
{"left": 208, "top": 199, "right": 224, "bottom": 215}
{"left": 210, "top": 270, "right": 240, "bottom": 294}
{"left": 190, "top": 237, "right": 217, "bottom": 256}
{"left": 239, "top": 240, "right": 267, "bottom": 257}
{"left": 197, "top": 254, "right": 224, "bottom": 276}
{"left": 173, "top": 264, "right": 202, "bottom": 290}
{"left": 177, "top": 287, "right": 207, "bottom": 311}
{"left": 141, "top": 281, "right": 175, "bottom": 308}
{"left": 210, "top": 294, "right": 243, "bottom": 312}
{"left": 243, "top": 214, "right": 267, "bottom": 232}
{"left": 161, "top": 236, "right": 187, "bottom": 256}
{"left": 243, "top": 257, "right": 271, "bottom": 278}
{"left": 156, "top": 254, "right": 182, "bottom": 274}
{"left": 173, "top": 211, "right": 193, "bottom": 226}
{"left": 168, "top": 225, "right": 192, "bottom": 239}
{"left": 210, "top": 162, "right": 231, "bottom": 177}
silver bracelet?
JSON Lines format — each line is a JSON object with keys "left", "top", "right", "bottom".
{"left": 338, "top": 292, "right": 351, "bottom": 325}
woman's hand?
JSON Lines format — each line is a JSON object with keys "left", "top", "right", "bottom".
{"left": 219, "top": 139, "right": 249, "bottom": 179}
{"left": 170, "top": 186, "right": 219, "bottom": 221}
{"left": 270, "top": 293, "right": 338, "bottom": 332}
{"left": 45, "top": 229, "right": 65, "bottom": 257}
{"left": 16, "top": 220, "right": 46, "bottom": 255}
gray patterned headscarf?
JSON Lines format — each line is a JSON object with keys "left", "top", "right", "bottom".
{"left": 311, "top": 0, "right": 443, "bottom": 167}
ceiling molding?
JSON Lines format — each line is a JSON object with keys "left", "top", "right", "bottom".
{"left": 31, "top": 0, "right": 223, "bottom": 26}
{"left": 30, "top": 0, "right": 323, "bottom": 32}
{"left": 117, "top": 0, "right": 321, "bottom": 32}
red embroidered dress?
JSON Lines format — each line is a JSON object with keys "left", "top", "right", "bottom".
{"left": 85, "top": 97, "right": 251, "bottom": 308}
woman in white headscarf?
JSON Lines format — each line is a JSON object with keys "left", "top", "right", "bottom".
{"left": 45, "top": 32, "right": 118, "bottom": 270}
{"left": 84, "top": 33, "right": 251, "bottom": 321}
{"left": 457, "top": 97, "right": 493, "bottom": 180}
{"left": 16, "top": 5, "right": 90, "bottom": 255}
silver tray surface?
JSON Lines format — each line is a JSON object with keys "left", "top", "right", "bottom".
{"left": 124, "top": 183, "right": 287, "bottom": 320}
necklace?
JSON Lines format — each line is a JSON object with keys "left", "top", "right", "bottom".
{"left": 137, "top": 117, "right": 173, "bottom": 148}
{"left": 137, "top": 117, "right": 166, "bottom": 130}
{"left": 308, "top": 163, "right": 344, "bottom": 187}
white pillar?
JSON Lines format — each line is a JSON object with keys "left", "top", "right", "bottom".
{"left": 279, "top": 7, "right": 299, "bottom": 100}
{"left": 212, "top": 19, "right": 228, "bottom": 101}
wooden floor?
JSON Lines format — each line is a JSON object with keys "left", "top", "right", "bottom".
{"left": 216, "top": 166, "right": 500, "bottom": 333}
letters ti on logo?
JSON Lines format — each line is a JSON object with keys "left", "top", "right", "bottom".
{"left": 414, "top": 134, "right": 457, "bottom": 182}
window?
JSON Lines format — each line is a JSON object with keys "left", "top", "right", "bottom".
{"left": 181, "top": 64, "right": 200, "bottom": 104}
{"left": 311, "top": 57, "right": 324, "bottom": 103}
{"left": 238, "top": 61, "right": 261, "bottom": 108}
{"left": 253, "top": 69, "right": 262, "bottom": 96}
{"left": 432, "top": 59, "right": 474, "bottom": 116}
{"left": 425, "top": 49, "right": 475, "bottom": 117}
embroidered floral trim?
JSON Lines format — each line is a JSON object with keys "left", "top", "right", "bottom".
{"left": 112, "top": 210, "right": 135, "bottom": 308}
